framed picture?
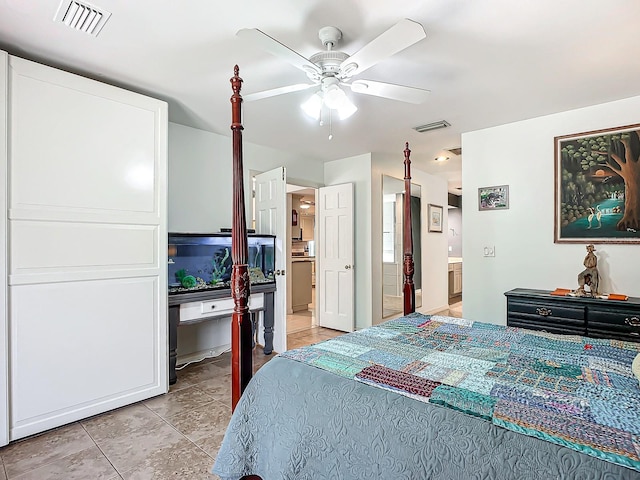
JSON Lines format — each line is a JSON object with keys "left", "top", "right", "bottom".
{"left": 428, "top": 204, "right": 443, "bottom": 232}
{"left": 554, "top": 123, "right": 640, "bottom": 244}
{"left": 478, "top": 185, "right": 509, "bottom": 211}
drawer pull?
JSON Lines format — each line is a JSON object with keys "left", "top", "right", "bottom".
{"left": 536, "top": 307, "right": 552, "bottom": 317}
{"left": 625, "top": 316, "right": 640, "bottom": 327}
{"left": 211, "top": 305, "right": 216, "bottom": 309}
{"left": 630, "top": 332, "right": 640, "bottom": 337}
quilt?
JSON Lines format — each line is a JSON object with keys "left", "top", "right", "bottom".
{"left": 280, "top": 313, "right": 640, "bottom": 472}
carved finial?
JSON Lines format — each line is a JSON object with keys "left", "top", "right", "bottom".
{"left": 231, "top": 65, "right": 243, "bottom": 95}
{"left": 404, "top": 142, "right": 411, "bottom": 178}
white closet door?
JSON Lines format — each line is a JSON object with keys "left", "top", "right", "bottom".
{"left": 8, "top": 56, "right": 168, "bottom": 440}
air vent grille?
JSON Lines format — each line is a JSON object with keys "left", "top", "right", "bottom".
{"left": 447, "top": 147, "right": 462, "bottom": 156}
{"left": 413, "top": 120, "right": 450, "bottom": 133}
{"left": 54, "top": 0, "right": 111, "bottom": 37}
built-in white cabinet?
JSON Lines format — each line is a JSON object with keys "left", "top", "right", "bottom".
{"left": 2, "top": 53, "right": 168, "bottom": 443}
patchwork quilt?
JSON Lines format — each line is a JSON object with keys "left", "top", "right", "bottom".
{"left": 280, "top": 313, "right": 640, "bottom": 472}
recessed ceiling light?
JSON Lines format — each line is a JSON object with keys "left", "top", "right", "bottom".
{"left": 434, "top": 156, "right": 449, "bottom": 162}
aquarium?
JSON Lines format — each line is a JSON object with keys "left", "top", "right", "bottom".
{"left": 168, "top": 233, "right": 276, "bottom": 295}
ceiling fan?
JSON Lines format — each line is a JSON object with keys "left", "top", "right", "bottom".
{"left": 237, "top": 19, "right": 430, "bottom": 121}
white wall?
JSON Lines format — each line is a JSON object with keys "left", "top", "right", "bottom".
{"left": 462, "top": 95, "right": 640, "bottom": 325}
{"left": 372, "top": 153, "right": 449, "bottom": 324}
{"left": 169, "top": 122, "right": 324, "bottom": 233}
{"left": 168, "top": 122, "right": 325, "bottom": 361}
{"left": 324, "top": 154, "right": 373, "bottom": 330}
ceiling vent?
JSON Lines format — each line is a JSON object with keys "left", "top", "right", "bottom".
{"left": 54, "top": 0, "right": 111, "bottom": 37}
{"left": 413, "top": 120, "right": 450, "bottom": 133}
{"left": 447, "top": 147, "right": 462, "bottom": 156}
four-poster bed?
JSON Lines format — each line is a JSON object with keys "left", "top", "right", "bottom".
{"left": 220, "top": 67, "right": 640, "bottom": 479}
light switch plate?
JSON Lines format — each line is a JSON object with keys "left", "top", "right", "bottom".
{"left": 483, "top": 246, "right": 495, "bottom": 257}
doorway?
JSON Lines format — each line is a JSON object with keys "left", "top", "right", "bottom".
{"left": 287, "top": 186, "right": 317, "bottom": 335}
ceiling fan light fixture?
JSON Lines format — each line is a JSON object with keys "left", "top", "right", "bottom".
{"left": 337, "top": 99, "right": 357, "bottom": 120}
{"left": 301, "top": 92, "right": 322, "bottom": 120}
{"left": 323, "top": 84, "right": 346, "bottom": 109}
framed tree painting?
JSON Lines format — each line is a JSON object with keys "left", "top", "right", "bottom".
{"left": 428, "top": 204, "right": 443, "bottom": 232}
{"left": 555, "top": 123, "right": 640, "bottom": 243}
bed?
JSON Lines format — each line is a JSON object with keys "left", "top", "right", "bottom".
{"left": 216, "top": 67, "right": 640, "bottom": 479}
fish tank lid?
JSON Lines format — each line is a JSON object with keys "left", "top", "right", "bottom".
{"left": 169, "top": 232, "right": 276, "bottom": 239}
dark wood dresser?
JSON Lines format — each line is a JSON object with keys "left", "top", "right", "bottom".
{"left": 505, "top": 288, "right": 640, "bottom": 342}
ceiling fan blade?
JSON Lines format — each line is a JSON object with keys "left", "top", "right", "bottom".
{"left": 347, "top": 80, "right": 430, "bottom": 104}
{"left": 340, "top": 19, "right": 426, "bottom": 78}
{"left": 243, "top": 83, "right": 316, "bottom": 102}
{"left": 237, "top": 28, "right": 321, "bottom": 76}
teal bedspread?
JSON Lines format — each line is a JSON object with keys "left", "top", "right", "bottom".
{"left": 281, "top": 313, "right": 640, "bottom": 472}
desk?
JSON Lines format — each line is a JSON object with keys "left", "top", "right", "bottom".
{"left": 168, "top": 283, "right": 276, "bottom": 384}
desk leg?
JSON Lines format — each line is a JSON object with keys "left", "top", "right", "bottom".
{"left": 263, "top": 291, "right": 274, "bottom": 355}
{"left": 169, "top": 305, "right": 179, "bottom": 385}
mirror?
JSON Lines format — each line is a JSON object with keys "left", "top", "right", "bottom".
{"left": 382, "top": 175, "right": 422, "bottom": 318}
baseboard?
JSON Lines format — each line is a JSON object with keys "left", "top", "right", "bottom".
{"left": 177, "top": 344, "right": 230, "bottom": 367}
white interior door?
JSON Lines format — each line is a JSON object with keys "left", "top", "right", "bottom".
{"left": 0, "top": 50, "right": 8, "bottom": 447}
{"left": 254, "top": 167, "right": 287, "bottom": 353}
{"left": 318, "top": 183, "right": 354, "bottom": 332}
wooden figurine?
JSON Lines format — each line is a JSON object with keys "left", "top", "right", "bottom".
{"left": 576, "top": 244, "right": 599, "bottom": 297}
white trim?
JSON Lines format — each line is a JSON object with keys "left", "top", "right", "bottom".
{"left": 0, "top": 49, "right": 8, "bottom": 447}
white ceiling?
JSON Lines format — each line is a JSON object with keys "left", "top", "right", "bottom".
{"left": 2, "top": 0, "right": 640, "bottom": 195}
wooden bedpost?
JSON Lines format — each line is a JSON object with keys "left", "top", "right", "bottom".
{"left": 230, "top": 65, "right": 253, "bottom": 411}
{"left": 403, "top": 142, "right": 416, "bottom": 315}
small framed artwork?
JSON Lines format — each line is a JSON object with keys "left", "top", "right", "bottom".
{"left": 428, "top": 204, "right": 443, "bottom": 232}
{"left": 478, "top": 185, "right": 509, "bottom": 211}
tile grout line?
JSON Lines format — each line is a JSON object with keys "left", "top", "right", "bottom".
{"left": 4, "top": 423, "right": 102, "bottom": 480}
{"left": 79, "top": 421, "right": 122, "bottom": 477}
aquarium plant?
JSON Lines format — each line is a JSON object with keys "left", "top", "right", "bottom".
{"left": 210, "top": 247, "right": 230, "bottom": 285}
{"left": 175, "top": 269, "right": 197, "bottom": 289}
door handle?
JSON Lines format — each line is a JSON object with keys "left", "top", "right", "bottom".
{"left": 345, "top": 265, "right": 351, "bottom": 270}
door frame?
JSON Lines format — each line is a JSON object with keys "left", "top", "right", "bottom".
{"left": 0, "top": 50, "right": 8, "bottom": 447}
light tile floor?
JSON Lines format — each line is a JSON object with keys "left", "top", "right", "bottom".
{"left": 0, "top": 326, "right": 342, "bottom": 480}
{"left": 0, "top": 303, "right": 457, "bottom": 479}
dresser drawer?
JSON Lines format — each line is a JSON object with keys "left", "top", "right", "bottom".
{"left": 507, "top": 317, "right": 585, "bottom": 336}
{"left": 588, "top": 308, "right": 640, "bottom": 341}
{"left": 507, "top": 300, "right": 586, "bottom": 323}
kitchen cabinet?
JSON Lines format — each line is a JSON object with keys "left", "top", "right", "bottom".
{"left": 448, "top": 260, "right": 462, "bottom": 298}
{"left": 292, "top": 260, "right": 313, "bottom": 312}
